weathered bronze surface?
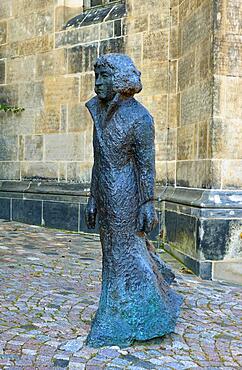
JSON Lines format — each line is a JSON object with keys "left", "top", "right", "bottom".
{"left": 85, "top": 54, "right": 182, "bottom": 347}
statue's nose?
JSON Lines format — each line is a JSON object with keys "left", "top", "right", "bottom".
{"left": 95, "top": 76, "right": 102, "bottom": 86}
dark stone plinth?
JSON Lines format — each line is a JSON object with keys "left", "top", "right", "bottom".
{"left": 159, "top": 186, "right": 242, "bottom": 280}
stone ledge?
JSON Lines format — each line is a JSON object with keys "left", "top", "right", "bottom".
{"left": 158, "top": 186, "right": 242, "bottom": 209}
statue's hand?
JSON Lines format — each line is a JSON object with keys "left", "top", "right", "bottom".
{"left": 85, "top": 196, "right": 97, "bottom": 229}
{"left": 137, "top": 201, "right": 158, "bottom": 234}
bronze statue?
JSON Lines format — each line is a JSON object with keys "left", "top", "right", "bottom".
{"left": 85, "top": 54, "right": 182, "bottom": 347}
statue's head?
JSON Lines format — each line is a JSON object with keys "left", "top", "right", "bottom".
{"left": 94, "top": 53, "right": 142, "bottom": 102}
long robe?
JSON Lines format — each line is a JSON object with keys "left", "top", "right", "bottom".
{"left": 86, "top": 94, "right": 182, "bottom": 347}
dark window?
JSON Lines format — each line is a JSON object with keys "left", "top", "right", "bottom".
{"left": 85, "top": 0, "right": 122, "bottom": 9}
{"left": 90, "top": 0, "right": 102, "bottom": 6}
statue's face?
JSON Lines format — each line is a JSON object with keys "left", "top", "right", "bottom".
{"left": 95, "top": 66, "right": 115, "bottom": 102}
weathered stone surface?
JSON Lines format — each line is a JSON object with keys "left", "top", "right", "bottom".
{"left": 0, "top": 59, "right": 5, "bottom": 84}
{"left": 0, "top": 162, "right": 20, "bottom": 180}
{"left": 7, "top": 56, "right": 36, "bottom": 83}
{"left": 143, "top": 30, "right": 168, "bottom": 63}
{"left": 80, "top": 72, "right": 95, "bottom": 102}
{"left": 156, "top": 128, "right": 176, "bottom": 161}
{"left": 19, "top": 82, "right": 44, "bottom": 109}
{"left": 222, "top": 160, "right": 242, "bottom": 189}
{"left": 24, "top": 135, "right": 43, "bottom": 161}
{"left": 45, "top": 133, "right": 84, "bottom": 161}
{"left": 35, "top": 108, "right": 60, "bottom": 134}
{"left": 0, "top": 21, "right": 7, "bottom": 44}
{"left": 36, "top": 49, "right": 67, "bottom": 79}
{"left": 181, "top": 1, "right": 212, "bottom": 54}
{"left": 55, "top": 25, "right": 99, "bottom": 48}
{"left": 0, "top": 135, "right": 18, "bottom": 161}
{"left": 67, "top": 161, "right": 91, "bottom": 183}
{"left": 156, "top": 160, "right": 175, "bottom": 185}
{"left": 60, "top": 104, "right": 67, "bottom": 133}
{"left": 176, "top": 159, "right": 221, "bottom": 188}
{"left": 21, "top": 161, "right": 58, "bottom": 180}
{"left": 211, "top": 119, "right": 242, "bottom": 159}
{"left": 181, "top": 81, "right": 212, "bottom": 125}
{"left": 18, "top": 35, "right": 54, "bottom": 56}
{"left": 44, "top": 76, "right": 79, "bottom": 106}
{"left": 99, "top": 37, "right": 124, "bottom": 54}
{"left": 68, "top": 103, "right": 91, "bottom": 132}
{"left": 67, "top": 43, "right": 98, "bottom": 74}
{"left": 178, "top": 51, "right": 195, "bottom": 91}
{"left": 177, "top": 124, "right": 196, "bottom": 160}
{"left": 141, "top": 62, "right": 169, "bottom": 96}
{"left": 100, "top": 21, "right": 114, "bottom": 40}
{"left": 0, "top": 0, "right": 12, "bottom": 19}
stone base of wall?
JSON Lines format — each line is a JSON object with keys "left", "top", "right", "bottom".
{"left": 160, "top": 187, "right": 242, "bottom": 284}
{"left": 0, "top": 181, "right": 99, "bottom": 235}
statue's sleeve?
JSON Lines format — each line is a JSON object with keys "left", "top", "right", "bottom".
{"left": 90, "top": 127, "right": 98, "bottom": 199}
{"left": 133, "top": 114, "right": 156, "bottom": 205}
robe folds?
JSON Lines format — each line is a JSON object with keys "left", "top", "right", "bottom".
{"left": 86, "top": 94, "right": 183, "bottom": 347}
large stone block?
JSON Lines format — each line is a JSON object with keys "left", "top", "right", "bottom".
{"left": 165, "top": 209, "right": 197, "bottom": 258}
{"left": 44, "top": 76, "right": 79, "bottom": 106}
{"left": 12, "top": 0, "right": 54, "bottom": 17}
{"left": 0, "top": 198, "right": 10, "bottom": 220}
{"left": 100, "top": 21, "right": 114, "bottom": 40}
{"left": 214, "top": 35, "right": 242, "bottom": 77}
{"left": 12, "top": 199, "right": 42, "bottom": 226}
{"left": 0, "top": 21, "right": 7, "bottom": 44}
{"left": 0, "top": 60, "right": 5, "bottom": 84}
{"left": 125, "top": 33, "right": 142, "bottom": 68}
{"left": 18, "top": 35, "right": 54, "bottom": 56}
{"left": 177, "top": 124, "right": 196, "bottom": 160}
{"left": 222, "top": 160, "right": 242, "bottom": 189}
{"left": 99, "top": 37, "right": 124, "bottom": 55}
{"left": 0, "top": 162, "right": 20, "bottom": 180}
{"left": 211, "top": 119, "right": 242, "bottom": 160}
{"left": 80, "top": 72, "right": 95, "bottom": 102}
{"left": 68, "top": 103, "right": 92, "bottom": 132}
{"left": 143, "top": 30, "right": 168, "bottom": 63}
{"left": 141, "top": 62, "right": 169, "bottom": 96}
{"left": 67, "top": 161, "right": 91, "bottom": 183}
{"left": 176, "top": 159, "right": 221, "bottom": 188}
{"left": 24, "top": 135, "right": 43, "bottom": 161}
{"left": 21, "top": 162, "right": 58, "bottom": 181}
{"left": 8, "top": 15, "right": 36, "bottom": 43}
{"left": 198, "top": 121, "right": 208, "bottom": 159}
{"left": 19, "top": 82, "right": 44, "bottom": 109}
{"left": 0, "top": 84, "right": 18, "bottom": 105}
{"left": 35, "top": 8, "right": 54, "bottom": 37}
{"left": 156, "top": 160, "right": 175, "bottom": 186}
{"left": 181, "top": 81, "right": 212, "bottom": 125}
{"left": 35, "top": 108, "right": 60, "bottom": 134}
{"left": 0, "top": 135, "right": 18, "bottom": 161}
{"left": 45, "top": 133, "right": 84, "bottom": 161}
{"left": 43, "top": 201, "right": 79, "bottom": 231}
{"left": 67, "top": 43, "right": 98, "bottom": 74}
{"left": 55, "top": 25, "right": 99, "bottom": 48}
{"left": 138, "top": 94, "right": 167, "bottom": 128}
{"left": 7, "top": 56, "right": 36, "bottom": 84}
{"left": 181, "top": 1, "right": 212, "bottom": 54}
{"left": 0, "top": 0, "right": 12, "bottom": 19}
{"left": 36, "top": 49, "right": 67, "bottom": 79}
{"left": 156, "top": 128, "right": 176, "bottom": 161}
{"left": 178, "top": 51, "right": 195, "bottom": 91}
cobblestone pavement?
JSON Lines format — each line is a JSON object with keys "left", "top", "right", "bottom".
{"left": 0, "top": 220, "right": 241, "bottom": 369}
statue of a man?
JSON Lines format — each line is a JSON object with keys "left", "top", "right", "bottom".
{"left": 85, "top": 54, "right": 182, "bottom": 347}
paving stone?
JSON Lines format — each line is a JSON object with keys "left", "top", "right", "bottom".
{"left": 0, "top": 220, "right": 241, "bottom": 368}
